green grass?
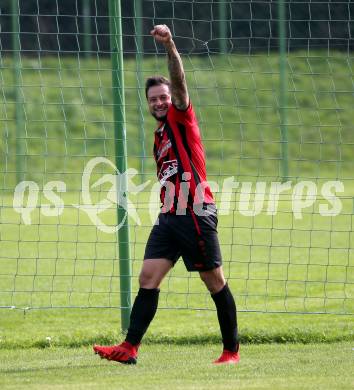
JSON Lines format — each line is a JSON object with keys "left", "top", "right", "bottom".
{"left": 1, "top": 179, "right": 354, "bottom": 346}
{"left": 0, "top": 308, "right": 353, "bottom": 350}
{"left": 1, "top": 173, "right": 353, "bottom": 346}
{"left": 1, "top": 51, "right": 353, "bottom": 187}
{"left": 0, "top": 52, "right": 353, "bottom": 350}
{"left": 0, "top": 343, "right": 353, "bottom": 390}
{"left": 1, "top": 187, "right": 354, "bottom": 316}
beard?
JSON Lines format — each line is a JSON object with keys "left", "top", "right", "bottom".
{"left": 151, "top": 111, "right": 168, "bottom": 121}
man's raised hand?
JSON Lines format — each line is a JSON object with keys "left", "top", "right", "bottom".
{"left": 150, "top": 23, "right": 189, "bottom": 110}
{"left": 150, "top": 24, "right": 173, "bottom": 45}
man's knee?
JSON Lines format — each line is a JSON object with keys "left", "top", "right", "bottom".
{"left": 199, "top": 267, "right": 226, "bottom": 294}
{"left": 139, "top": 268, "right": 160, "bottom": 288}
{"left": 138, "top": 259, "right": 172, "bottom": 288}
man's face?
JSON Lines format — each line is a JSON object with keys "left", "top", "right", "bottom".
{"left": 147, "top": 84, "right": 172, "bottom": 121}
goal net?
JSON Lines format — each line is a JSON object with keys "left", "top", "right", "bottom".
{"left": 0, "top": 0, "right": 353, "bottom": 315}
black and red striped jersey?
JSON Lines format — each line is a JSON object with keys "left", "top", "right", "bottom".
{"left": 153, "top": 102, "right": 214, "bottom": 211}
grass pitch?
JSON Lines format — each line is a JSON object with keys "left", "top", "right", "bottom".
{"left": 0, "top": 51, "right": 353, "bottom": 389}
{"left": 0, "top": 343, "right": 353, "bottom": 390}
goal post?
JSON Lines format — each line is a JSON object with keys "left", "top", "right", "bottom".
{"left": 108, "top": 0, "right": 131, "bottom": 332}
{"left": 11, "top": 0, "right": 25, "bottom": 183}
{"left": 278, "top": 0, "right": 289, "bottom": 182}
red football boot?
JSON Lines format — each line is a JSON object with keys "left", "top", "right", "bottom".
{"left": 213, "top": 349, "right": 240, "bottom": 364}
{"left": 93, "top": 341, "right": 139, "bottom": 365}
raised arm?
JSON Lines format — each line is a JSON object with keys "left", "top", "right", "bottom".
{"left": 150, "top": 25, "right": 189, "bottom": 110}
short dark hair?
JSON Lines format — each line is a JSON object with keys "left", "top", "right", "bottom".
{"left": 145, "top": 76, "right": 171, "bottom": 99}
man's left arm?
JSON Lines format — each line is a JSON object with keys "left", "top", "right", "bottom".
{"left": 151, "top": 25, "right": 189, "bottom": 110}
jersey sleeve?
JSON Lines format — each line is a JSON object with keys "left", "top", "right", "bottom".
{"left": 167, "top": 102, "right": 201, "bottom": 142}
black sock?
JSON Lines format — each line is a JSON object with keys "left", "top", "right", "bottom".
{"left": 211, "top": 283, "right": 239, "bottom": 352}
{"left": 125, "top": 287, "right": 160, "bottom": 346}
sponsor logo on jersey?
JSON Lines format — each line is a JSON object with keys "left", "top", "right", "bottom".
{"left": 158, "top": 160, "right": 178, "bottom": 185}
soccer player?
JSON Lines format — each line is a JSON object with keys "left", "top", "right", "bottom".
{"left": 94, "top": 24, "right": 240, "bottom": 365}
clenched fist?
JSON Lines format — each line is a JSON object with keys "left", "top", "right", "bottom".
{"left": 150, "top": 24, "right": 173, "bottom": 45}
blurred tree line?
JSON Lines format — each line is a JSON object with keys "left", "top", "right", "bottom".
{"left": 0, "top": 0, "right": 352, "bottom": 55}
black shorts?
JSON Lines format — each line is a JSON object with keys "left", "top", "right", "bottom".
{"left": 144, "top": 204, "right": 222, "bottom": 272}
